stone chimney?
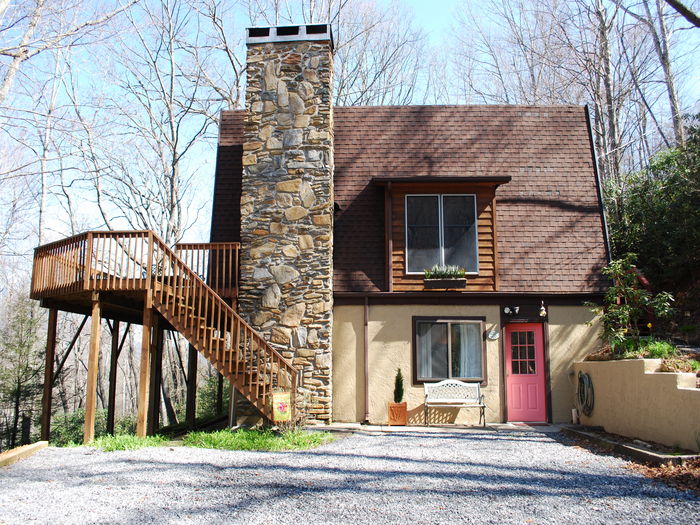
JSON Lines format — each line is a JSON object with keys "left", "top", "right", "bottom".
{"left": 239, "top": 25, "right": 334, "bottom": 423}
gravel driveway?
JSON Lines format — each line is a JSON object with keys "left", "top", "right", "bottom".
{"left": 0, "top": 428, "right": 697, "bottom": 524}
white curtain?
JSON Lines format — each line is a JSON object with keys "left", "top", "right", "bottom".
{"left": 452, "top": 323, "right": 481, "bottom": 379}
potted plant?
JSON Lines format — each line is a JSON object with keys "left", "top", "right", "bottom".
{"left": 387, "top": 368, "right": 408, "bottom": 426}
{"left": 423, "top": 264, "right": 467, "bottom": 289}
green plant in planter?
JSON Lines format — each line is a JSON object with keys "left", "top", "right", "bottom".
{"left": 424, "top": 265, "right": 466, "bottom": 280}
{"left": 586, "top": 254, "right": 674, "bottom": 355}
{"left": 394, "top": 368, "right": 404, "bottom": 404}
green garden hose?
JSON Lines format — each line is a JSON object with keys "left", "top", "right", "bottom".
{"left": 576, "top": 372, "right": 594, "bottom": 417}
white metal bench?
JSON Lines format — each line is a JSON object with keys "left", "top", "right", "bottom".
{"left": 424, "top": 379, "right": 486, "bottom": 427}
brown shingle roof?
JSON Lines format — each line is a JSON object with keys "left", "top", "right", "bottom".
{"left": 211, "top": 105, "right": 609, "bottom": 295}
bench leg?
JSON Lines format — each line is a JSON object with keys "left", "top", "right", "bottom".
{"left": 424, "top": 405, "right": 429, "bottom": 426}
{"left": 480, "top": 406, "right": 485, "bottom": 427}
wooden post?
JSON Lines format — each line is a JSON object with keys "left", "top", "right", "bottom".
{"left": 185, "top": 343, "right": 197, "bottom": 428}
{"left": 40, "top": 308, "right": 58, "bottom": 442}
{"left": 147, "top": 321, "right": 163, "bottom": 436}
{"left": 216, "top": 373, "right": 224, "bottom": 414}
{"left": 84, "top": 294, "right": 101, "bottom": 444}
{"left": 136, "top": 292, "right": 153, "bottom": 437}
{"left": 107, "top": 320, "right": 120, "bottom": 435}
{"left": 228, "top": 387, "right": 238, "bottom": 428}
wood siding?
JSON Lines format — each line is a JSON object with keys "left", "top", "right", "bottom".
{"left": 390, "top": 183, "right": 498, "bottom": 292}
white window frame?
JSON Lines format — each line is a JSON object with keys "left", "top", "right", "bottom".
{"left": 414, "top": 317, "right": 485, "bottom": 383}
{"left": 404, "top": 194, "right": 479, "bottom": 276}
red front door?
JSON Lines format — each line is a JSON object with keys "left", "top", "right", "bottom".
{"left": 505, "top": 323, "right": 546, "bottom": 422}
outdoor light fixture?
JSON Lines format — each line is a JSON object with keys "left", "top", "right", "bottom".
{"left": 539, "top": 301, "right": 547, "bottom": 317}
{"left": 486, "top": 329, "right": 500, "bottom": 341}
{"left": 503, "top": 306, "right": 519, "bottom": 315}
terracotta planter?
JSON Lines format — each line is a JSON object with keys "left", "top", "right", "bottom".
{"left": 387, "top": 402, "right": 408, "bottom": 426}
{"left": 424, "top": 278, "right": 467, "bottom": 289}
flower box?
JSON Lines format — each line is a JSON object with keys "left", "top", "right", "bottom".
{"left": 424, "top": 278, "right": 467, "bottom": 289}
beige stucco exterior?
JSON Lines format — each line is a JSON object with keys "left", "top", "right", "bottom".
{"left": 332, "top": 303, "right": 601, "bottom": 425}
{"left": 574, "top": 359, "right": 700, "bottom": 452}
{"left": 547, "top": 306, "right": 601, "bottom": 423}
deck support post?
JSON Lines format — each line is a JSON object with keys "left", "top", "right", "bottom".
{"left": 136, "top": 291, "right": 153, "bottom": 437}
{"left": 147, "top": 320, "right": 163, "bottom": 435}
{"left": 40, "top": 308, "right": 58, "bottom": 442}
{"left": 185, "top": 343, "right": 197, "bottom": 428}
{"left": 228, "top": 387, "right": 238, "bottom": 428}
{"left": 84, "top": 294, "right": 101, "bottom": 444}
{"left": 216, "top": 373, "right": 224, "bottom": 414}
{"left": 107, "top": 320, "right": 120, "bottom": 435}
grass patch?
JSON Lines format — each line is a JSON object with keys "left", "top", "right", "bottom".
{"left": 183, "top": 428, "right": 333, "bottom": 451}
{"left": 90, "top": 434, "right": 168, "bottom": 452}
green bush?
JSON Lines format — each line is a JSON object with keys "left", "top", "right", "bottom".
{"left": 641, "top": 340, "right": 677, "bottom": 359}
{"left": 587, "top": 255, "right": 673, "bottom": 355}
{"left": 196, "top": 374, "right": 230, "bottom": 419}
{"left": 183, "top": 428, "right": 333, "bottom": 451}
{"left": 50, "top": 409, "right": 137, "bottom": 446}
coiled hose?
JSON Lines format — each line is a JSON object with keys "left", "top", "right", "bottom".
{"left": 576, "top": 371, "right": 594, "bottom": 417}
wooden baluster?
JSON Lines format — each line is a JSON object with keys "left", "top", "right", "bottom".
{"left": 234, "top": 318, "right": 241, "bottom": 377}
{"left": 234, "top": 244, "right": 239, "bottom": 296}
{"left": 118, "top": 235, "right": 125, "bottom": 290}
{"left": 145, "top": 232, "right": 154, "bottom": 292}
{"left": 171, "top": 258, "right": 180, "bottom": 319}
{"left": 84, "top": 232, "right": 93, "bottom": 291}
{"left": 183, "top": 261, "right": 191, "bottom": 332}
{"left": 254, "top": 337, "right": 260, "bottom": 401}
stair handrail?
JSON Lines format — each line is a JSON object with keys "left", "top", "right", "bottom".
{"left": 31, "top": 229, "right": 298, "bottom": 419}
{"left": 147, "top": 231, "right": 298, "bottom": 412}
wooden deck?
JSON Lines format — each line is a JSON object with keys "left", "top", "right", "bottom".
{"left": 32, "top": 230, "right": 297, "bottom": 442}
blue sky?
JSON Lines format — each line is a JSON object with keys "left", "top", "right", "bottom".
{"left": 395, "top": 0, "right": 463, "bottom": 44}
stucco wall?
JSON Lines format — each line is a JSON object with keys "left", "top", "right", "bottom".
{"left": 574, "top": 360, "right": 700, "bottom": 452}
{"left": 547, "top": 306, "right": 601, "bottom": 423}
{"left": 333, "top": 303, "right": 601, "bottom": 425}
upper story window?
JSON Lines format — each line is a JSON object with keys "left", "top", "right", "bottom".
{"left": 405, "top": 194, "right": 478, "bottom": 274}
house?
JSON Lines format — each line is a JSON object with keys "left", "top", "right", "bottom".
{"left": 210, "top": 25, "right": 609, "bottom": 425}
{"left": 31, "top": 24, "right": 609, "bottom": 442}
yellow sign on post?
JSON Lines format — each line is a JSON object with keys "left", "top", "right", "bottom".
{"left": 271, "top": 391, "right": 292, "bottom": 422}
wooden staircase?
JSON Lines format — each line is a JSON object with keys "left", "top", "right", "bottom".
{"left": 31, "top": 230, "right": 297, "bottom": 423}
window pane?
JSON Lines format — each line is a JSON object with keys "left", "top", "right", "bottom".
{"left": 443, "top": 226, "right": 468, "bottom": 268}
{"left": 407, "top": 196, "right": 439, "bottom": 225}
{"left": 417, "top": 322, "right": 448, "bottom": 379}
{"left": 442, "top": 196, "right": 477, "bottom": 272}
{"left": 407, "top": 226, "right": 440, "bottom": 272}
{"left": 407, "top": 196, "right": 440, "bottom": 272}
{"left": 450, "top": 323, "right": 482, "bottom": 379}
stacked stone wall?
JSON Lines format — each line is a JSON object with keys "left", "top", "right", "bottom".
{"left": 238, "top": 41, "right": 334, "bottom": 422}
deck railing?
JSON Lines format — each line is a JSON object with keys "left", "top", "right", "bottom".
{"left": 175, "top": 242, "right": 239, "bottom": 299}
{"left": 30, "top": 231, "right": 295, "bottom": 420}
{"left": 31, "top": 233, "right": 89, "bottom": 298}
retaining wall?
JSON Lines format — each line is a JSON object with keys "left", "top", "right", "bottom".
{"left": 574, "top": 359, "right": 700, "bottom": 452}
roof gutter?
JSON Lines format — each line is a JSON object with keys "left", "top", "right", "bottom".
{"left": 584, "top": 104, "right": 612, "bottom": 263}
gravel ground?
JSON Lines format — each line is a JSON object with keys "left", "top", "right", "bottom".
{"left": 0, "top": 428, "right": 698, "bottom": 525}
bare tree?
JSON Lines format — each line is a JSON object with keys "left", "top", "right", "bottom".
{"left": 77, "top": 0, "right": 215, "bottom": 245}
{"left": 0, "top": 0, "right": 138, "bottom": 107}
{"left": 615, "top": 0, "right": 687, "bottom": 145}
{"left": 664, "top": 0, "right": 700, "bottom": 27}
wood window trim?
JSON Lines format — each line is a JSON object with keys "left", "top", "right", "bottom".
{"left": 411, "top": 315, "right": 488, "bottom": 387}
{"left": 404, "top": 194, "right": 479, "bottom": 276}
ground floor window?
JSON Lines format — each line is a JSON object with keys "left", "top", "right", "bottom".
{"left": 414, "top": 317, "right": 485, "bottom": 382}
